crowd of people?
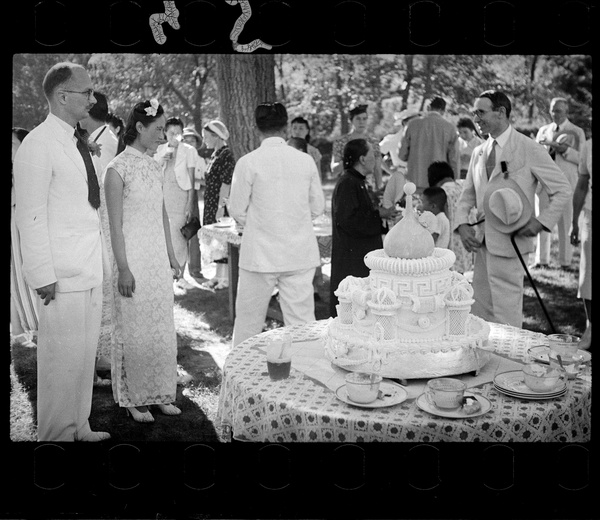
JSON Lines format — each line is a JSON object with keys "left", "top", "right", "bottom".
{"left": 10, "top": 60, "right": 591, "bottom": 442}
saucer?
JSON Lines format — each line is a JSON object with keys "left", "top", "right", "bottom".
{"left": 335, "top": 381, "right": 407, "bottom": 408}
{"left": 214, "top": 220, "right": 235, "bottom": 228}
{"left": 416, "top": 392, "right": 492, "bottom": 419}
{"left": 494, "top": 370, "right": 567, "bottom": 398}
{"left": 528, "top": 345, "right": 591, "bottom": 364}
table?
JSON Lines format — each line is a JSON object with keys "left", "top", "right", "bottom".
{"left": 201, "top": 217, "right": 332, "bottom": 321}
{"left": 216, "top": 320, "right": 591, "bottom": 442}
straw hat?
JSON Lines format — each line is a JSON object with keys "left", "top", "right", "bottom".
{"left": 483, "top": 177, "right": 533, "bottom": 234}
{"left": 393, "top": 109, "right": 420, "bottom": 126}
{"left": 182, "top": 126, "right": 201, "bottom": 141}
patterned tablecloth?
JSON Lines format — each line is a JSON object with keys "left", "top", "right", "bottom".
{"left": 216, "top": 320, "right": 592, "bottom": 442}
{"left": 200, "top": 217, "right": 332, "bottom": 264}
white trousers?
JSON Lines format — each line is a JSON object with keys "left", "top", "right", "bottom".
{"left": 233, "top": 267, "right": 316, "bottom": 347}
{"left": 36, "top": 285, "right": 102, "bottom": 441}
{"left": 535, "top": 187, "right": 573, "bottom": 267}
{"left": 471, "top": 245, "right": 527, "bottom": 328}
{"left": 578, "top": 208, "right": 592, "bottom": 301}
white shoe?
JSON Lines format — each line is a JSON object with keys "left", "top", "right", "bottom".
{"left": 127, "top": 407, "right": 155, "bottom": 423}
{"left": 76, "top": 430, "right": 111, "bottom": 442}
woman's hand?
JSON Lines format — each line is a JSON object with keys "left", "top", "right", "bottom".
{"left": 378, "top": 205, "right": 400, "bottom": 220}
{"left": 118, "top": 268, "right": 135, "bottom": 297}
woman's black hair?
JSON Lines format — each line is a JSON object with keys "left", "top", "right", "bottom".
{"left": 290, "top": 116, "right": 311, "bottom": 143}
{"left": 342, "top": 138, "right": 370, "bottom": 170}
{"left": 122, "top": 100, "right": 165, "bottom": 147}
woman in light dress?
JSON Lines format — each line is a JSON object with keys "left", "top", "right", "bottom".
{"left": 104, "top": 99, "right": 182, "bottom": 423}
{"left": 11, "top": 127, "right": 38, "bottom": 348}
{"left": 290, "top": 116, "right": 323, "bottom": 181}
{"left": 154, "top": 117, "right": 197, "bottom": 274}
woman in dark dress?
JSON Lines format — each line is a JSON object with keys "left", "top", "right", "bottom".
{"left": 329, "top": 139, "right": 399, "bottom": 316}
{"left": 201, "top": 120, "right": 236, "bottom": 289}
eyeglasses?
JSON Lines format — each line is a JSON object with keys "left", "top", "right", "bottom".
{"left": 471, "top": 109, "right": 490, "bottom": 118}
{"left": 61, "top": 89, "right": 95, "bottom": 99}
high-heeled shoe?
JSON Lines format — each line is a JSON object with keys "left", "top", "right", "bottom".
{"left": 127, "top": 407, "right": 154, "bottom": 423}
{"left": 156, "top": 403, "right": 181, "bottom": 416}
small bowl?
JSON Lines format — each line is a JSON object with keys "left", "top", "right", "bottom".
{"left": 548, "top": 351, "right": 583, "bottom": 380}
{"left": 522, "top": 363, "right": 563, "bottom": 392}
{"left": 345, "top": 372, "right": 382, "bottom": 403}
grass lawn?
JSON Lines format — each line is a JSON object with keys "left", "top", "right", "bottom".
{"left": 9, "top": 179, "right": 587, "bottom": 442}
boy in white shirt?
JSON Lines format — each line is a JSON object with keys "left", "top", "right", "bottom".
{"left": 420, "top": 186, "right": 450, "bottom": 248}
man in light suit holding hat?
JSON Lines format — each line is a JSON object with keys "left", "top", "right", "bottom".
{"left": 534, "top": 97, "right": 586, "bottom": 270}
{"left": 455, "top": 90, "right": 571, "bottom": 328}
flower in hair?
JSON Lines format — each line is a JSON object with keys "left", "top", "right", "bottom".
{"left": 144, "top": 99, "right": 160, "bottom": 116}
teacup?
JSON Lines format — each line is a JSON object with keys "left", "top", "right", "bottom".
{"left": 547, "top": 334, "right": 580, "bottom": 358}
{"left": 345, "top": 372, "right": 382, "bottom": 403}
{"left": 522, "top": 363, "right": 565, "bottom": 392}
{"left": 424, "top": 378, "right": 466, "bottom": 410}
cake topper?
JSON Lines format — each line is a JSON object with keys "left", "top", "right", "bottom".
{"left": 383, "top": 182, "right": 435, "bottom": 259}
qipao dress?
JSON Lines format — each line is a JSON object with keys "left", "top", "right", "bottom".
{"left": 106, "top": 146, "right": 178, "bottom": 408}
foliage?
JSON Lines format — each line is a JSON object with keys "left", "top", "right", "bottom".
{"left": 13, "top": 54, "right": 592, "bottom": 140}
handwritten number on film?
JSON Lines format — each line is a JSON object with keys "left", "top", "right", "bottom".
{"left": 149, "top": 0, "right": 272, "bottom": 52}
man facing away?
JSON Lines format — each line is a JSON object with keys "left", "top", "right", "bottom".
{"left": 14, "top": 62, "right": 110, "bottom": 441}
{"left": 534, "top": 97, "right": 586, "bottom": 270}
{"left": 228, "top": 102, "right": 325, "bottom": 347}
{"left": 399, "top": 96, "right": 459, "bottom": 190}
{"left": 455, "top": 90, "right": 571, "bottom": 328}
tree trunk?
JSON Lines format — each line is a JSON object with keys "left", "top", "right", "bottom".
{"left": 215, "top": 54, "right": 276, "bottom": 160}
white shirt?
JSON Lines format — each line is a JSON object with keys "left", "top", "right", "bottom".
{"left": 228, "top": 136, "right": 325, "bottom": 272}
{"left": 431, "top": 211, "right": 450, "bottom": 248}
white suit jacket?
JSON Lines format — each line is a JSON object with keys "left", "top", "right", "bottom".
{"left": 154, "top": 141, "right": 196, "bottom": 191}
{"left": 14, "top": 113, "right": 103, "bottom": 292}
{"left": 455, "top": 126, "right": 572, "bottom": 258}
{"left": 228, "top": 137, "right": 325, "bottom": 272}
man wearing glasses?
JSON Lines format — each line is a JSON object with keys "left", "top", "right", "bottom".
{"left": 14, "top": 62, "right": 110, "bottom": 441}
{"left": 454, "top": 90, "right": 571, "bottom": 328}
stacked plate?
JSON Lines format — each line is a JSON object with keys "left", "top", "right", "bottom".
{"left": 494, "top": 370, "right": 567, "bottom": 400}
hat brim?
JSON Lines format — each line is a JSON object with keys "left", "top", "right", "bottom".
{"left": 483, "top": 178, "right": 533, "bottom": 234}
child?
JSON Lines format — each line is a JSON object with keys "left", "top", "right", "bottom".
{"left": 420, "top": 186, "right": 450, "bottom": 248}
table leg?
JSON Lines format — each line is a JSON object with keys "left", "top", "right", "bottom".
{"left": 228, "top": 243, "right": 240, "bottom": 322}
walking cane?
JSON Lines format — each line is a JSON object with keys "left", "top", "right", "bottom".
{"left": 510, "top": 232, "right": 557, "bottom": 334}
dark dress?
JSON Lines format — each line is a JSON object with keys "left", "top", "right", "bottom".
{"left": 329, "top": 167, "right": 384, "bottom": 317}
{"left": 203, "top": 145, "right": 235, "bottom": 225}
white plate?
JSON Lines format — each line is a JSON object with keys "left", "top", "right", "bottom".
{"left": 493, "top": 384, "right": 567, "bottom": 401}
{"left": 416, "top": 392, "right": 492, "bottom": 419}
{"left": 494, "top": 370, "right": 567, "bottom": 397}
{"left": 528, "top": 345, "right": 591, "bottom": 364}
{"left": 335, "top": 381, "right": 408, "bottom": 408}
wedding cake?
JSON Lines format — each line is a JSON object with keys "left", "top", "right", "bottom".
{"left": 325, "top": 182, "right": 491, "bottom": 379}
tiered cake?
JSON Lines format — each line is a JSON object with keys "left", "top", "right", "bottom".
{"left": 325, "top": 183, "right": 491, "bottom": 379}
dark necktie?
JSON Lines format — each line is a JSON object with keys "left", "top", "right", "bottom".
{"left": 549, "top": 124, "right": 559, "bottom": 160}
{"left": 486, "top": 140, "right": 497, "bottom": 179}
{"left": 74, "top": 127, "right": 101, "bottom": 209}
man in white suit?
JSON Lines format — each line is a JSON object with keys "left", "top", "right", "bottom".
{"left": 534, "top": 97, "right": 586, "bottom": 270}
{"left": 229, "top": 102, "right": 325, "bottom": 346}
{"left": 14, "top": 62, "right": 110, "bottom": 442}
{"left": 455, "top": 90, "right": 571, "bottom": 328}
